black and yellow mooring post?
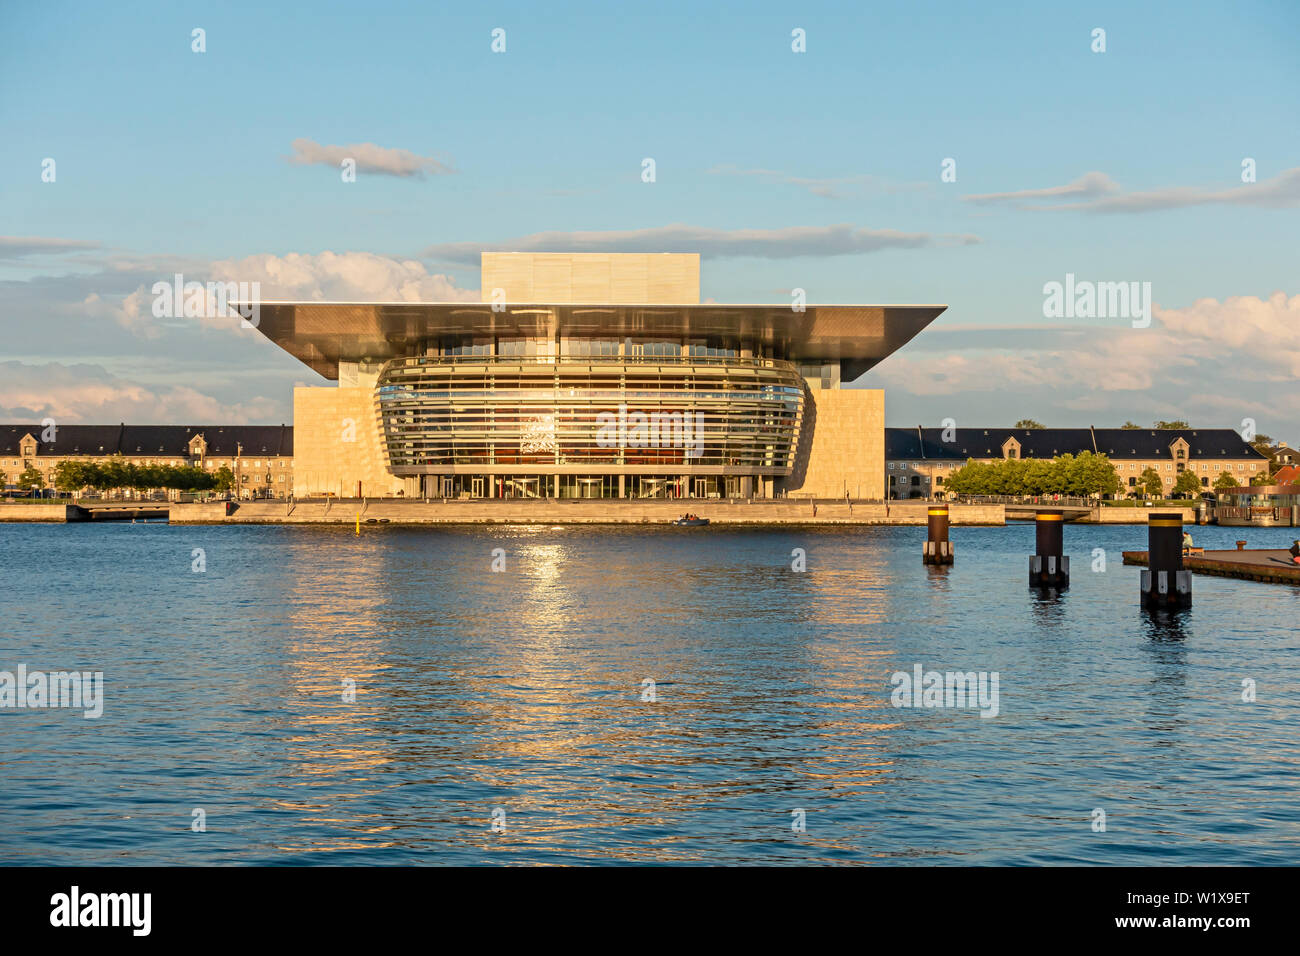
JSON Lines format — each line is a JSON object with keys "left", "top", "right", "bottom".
{"left": 923, "top": 505, "right": 953, "bottom": 564}
{"left": 1029, "top": 510, "right": 1069, "bottom": 588}
{"left": 1142, "top": 512, "right": 1191, "bottom": 608}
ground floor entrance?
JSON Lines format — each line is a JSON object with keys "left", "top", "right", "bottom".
{"left": 418, "top": 474, "right": 764, "bottom": 499}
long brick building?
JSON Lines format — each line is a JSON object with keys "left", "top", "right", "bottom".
{"left": 0, "top": 424, "right": 294, "bottom": 497}
{"left": 885, "top": 426, "right": 1269, "bottom": 499}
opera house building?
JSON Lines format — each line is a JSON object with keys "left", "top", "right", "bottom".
{"left": 256, "top": 253, "right": 943, "bottom": 500}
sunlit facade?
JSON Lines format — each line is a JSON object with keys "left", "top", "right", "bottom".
{"left": 256, "top": 253, "right": 944, "bottom": 500}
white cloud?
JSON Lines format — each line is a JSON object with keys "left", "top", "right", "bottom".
{"left": 81, "top": 251, "right": 479, "bottom": 340}
{"left": 83, "top": 286, "right": 158, "bottom": 338}
{"left": 210, "top": 250, "right": 478, "bottom": 302}
{"left": 422, "top": 223, "right": 981, "bottom": 265}
{"left": 962, "top": 172, "right": 1120, "bottom": 206}
{"left": 1156, "top": 291, "right": 1300, "bottom": 375}
{"left": 962, "top": 168, "right": 1300, "bottom": 213}
{"left": 287, "top": 138, "right": 454, "bottom": 178}
{"left": 875, "top": 292, "right": 1300, "bottom": 429}
{"left": 0, "top": 236, "right": 102, "bottom": 259}
{"left": 0, "top": 361, "right": 283, "bottom": 424}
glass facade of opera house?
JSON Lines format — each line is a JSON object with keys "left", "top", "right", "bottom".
{"left": 374, "top": 339, "right": 805, "bottom": 499}
{"left": 255, "top": 253, "right": 945, "bottom": 500}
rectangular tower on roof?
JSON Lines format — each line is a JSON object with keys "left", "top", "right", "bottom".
{"left": 481, "top": 252, "right": 700, "bottom": 304}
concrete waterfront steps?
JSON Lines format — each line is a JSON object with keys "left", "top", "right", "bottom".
{"left": 1122, "top": 548, "right": 1300, "bottom": 585}
{"left": 169, "top": 499, "right": 1008, "bottom": 526}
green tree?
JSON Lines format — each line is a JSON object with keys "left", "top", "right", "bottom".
{"left": 213, "top": 466, "right": 235, "bottom": 493}
{"left": 1139, "top": 467, "right": 1163, "bottom": 497}
{"left": 944, "top": 460, "right": 983, "bottom": 495}
{"left": 1121, "top": 421, "right": 1141, "bottom": 429}
{"left": 1014, "top": 419, "right": 1046, "bottom": 430}
{"left": 1054, "top": 453, "right": 1081, "bottom": 495}
{"left": 1213, "top": 471, "right": 1239, "bottom": 491}
{"left": 988, "top": 457, "right": 1026, "bottom": 495}
{"left": 132, "top": 464, "right": 161, "bottom": 492}
{"left": 17, "top": 464, "right": 46, "bottom": 493}
{"left": 1023, "top": 458, "right": 1055, "bottom": 496}
{"left": 100, "top": 456, "right": 129, "bottom": 491}
{"left": 1076, "top": 451, "right": 1122, "bottom": 496}
{"left": 53, "top": 460, "right": 92, "bottom": 494}
{"left": 79, "top": 462, "right": 108, "bottom": 491}
{"left": 1172, "top": 470, "right": 1202, "bottom": 497}
{"left": 1250, "top": 433, "right": 1274, "bottom": 455}
{"left": 1153, "top": 420, "right": 1190, "bottom": 430}
{"left": 942, "top": 453, "right": 1120, "bottom": 497}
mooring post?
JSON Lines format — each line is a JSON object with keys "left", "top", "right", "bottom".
{"left": 923, "top": 504, "right": 953, "bottom": 564}
{"left": 1141, "top": 512, "right": 1191, "bottom": 608}
{"left": 1029, "top": 509, "right": 1069, "bottom": 588}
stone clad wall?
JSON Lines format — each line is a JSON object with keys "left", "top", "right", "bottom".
{"left": 480, "top": 253, "right": 700, "bottom": 305}
{"left": 292, "top": 386, "right": 405, "bottom": 498}
{"left": 781, "top": 388, "right": 885, "bottom": 500}
{"left": 0, "top": 504, "right": 73, "bottom": 521}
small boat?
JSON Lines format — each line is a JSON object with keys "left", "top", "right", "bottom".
{"left": 674, "top": 515, "right": 710, "bottom": 526}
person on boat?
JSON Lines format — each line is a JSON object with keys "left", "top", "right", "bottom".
{"left": 1290, "top": 540, "right": 1300, "bottom": 564}
{"left": 1182, "top": 531, "right": 1194, "bottom": 554}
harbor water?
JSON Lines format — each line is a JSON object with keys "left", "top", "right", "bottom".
{"left": 1, "top": 521, "right": 1298, "bottom": 865}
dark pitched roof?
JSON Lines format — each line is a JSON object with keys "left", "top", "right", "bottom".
{"left": 886, "top": 427, "right": 1095, "bottom": 461}
{"left": 884, "top": 427, "right": 924, "bottom": 459}
{"left": 117, "top": 425, "right": 291, "bottom": 457}
{"left": 1091, "top": 429, "right": 1266, "bottom": 461}
{"left": 0, "top": 424, "right": 124, "bottom": 457}
{"left": 886, "top": 427, "right": 1266, "bottom": 462}
{"left": 0, "top": 424, "right": 293, "bottom": 457}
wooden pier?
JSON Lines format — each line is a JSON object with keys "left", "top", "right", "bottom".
{"left": 1123, "top": 548, "right": 1300, "bottom": 585}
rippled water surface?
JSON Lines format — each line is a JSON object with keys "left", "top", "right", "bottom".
{"left": 1, "top": 520, "right": 1298, "bottom": 865}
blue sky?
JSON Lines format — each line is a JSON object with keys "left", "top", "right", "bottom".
{"left": 1, "top": 0, "right": 1297, "bottom": 436}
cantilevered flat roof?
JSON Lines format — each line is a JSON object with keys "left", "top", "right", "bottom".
{"left": 248, "top": 301, "right": 946, "bottom": 382}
